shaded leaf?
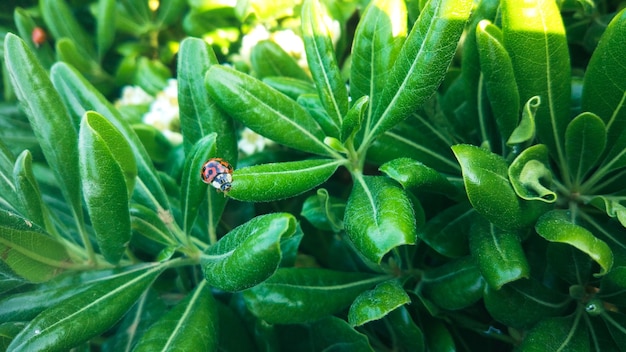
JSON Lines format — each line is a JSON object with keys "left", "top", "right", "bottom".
{"left": 419, "top": 256, "right": 485, "bottom": 310}
{"left": 565, "top": 112, "right": 606, "bottom": 184}
{"left": 519, "top": 315, "right": 588, "bottom": 351}
{"left": 348, "top": 280, "right": 410, "bottom": 326}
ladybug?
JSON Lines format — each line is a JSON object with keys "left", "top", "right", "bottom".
{"left": 32, "top": 27, "right": 47, "bottom": 47}
{"left": 201, "top": 158, "right": 234, "bottom": 192}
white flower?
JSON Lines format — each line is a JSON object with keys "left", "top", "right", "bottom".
{"left": 238, "top": 127, "right": 274, "bottom": 155}
{"left": 239, "top": 25, "right": 271, "bottom": 65}
{"left": 142, "top": 79, "right": 182, "bottom": 145}
{"left": 116, "top": 85, "right": 153, "bottom": 107}
{"left": 271, "top": 29, "right": 307, "bottom": 69}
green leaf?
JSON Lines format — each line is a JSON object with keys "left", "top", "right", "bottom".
{"left": 13, "top": 151, "right": 47, "bottom": 229}
{"left": 50, "top": 62, "right": 170, "bottom": 211}
{"left": 365, "top": 0, "right": 472, "bottom": 142}
{"left": 4, "top": 33, "right": 83, "bottom": 223}
{"left": 581, "top": 9, "right": 626, "bottom": 150}
{"left": 0, "top": 142, "right": 20, "bottom": 212}
{"left": 507, "top": 95, "right": 540, "bottom": 145}
{"left": 417, "top": 202, "right": 474, "bottom": 258}
{"left": 226, "top": 159, "right": 342, "bottom": 202}
{"left": 202, "top": 213, "right": 297, "bottom": 291}
{"left": 177, "top": 38, "right": 237, "bottom": 160}
{"left": 301, "top": 188, "right": 345, "bottom": 232}
{"left": 130, "top": 204, "right": 177, "bottom": 247}
{"left": 96, "top": 0, "right": 116, "bottom": 59}
{"left": 40, "top": 0, "right": 96, "bottom": 59}
{"left": 7, "top": 263, "right": 163, "bottom": 351}
{"left": 263, "top": 77, "right": 316, "bottom": 100}
{"left": 344, "top": 175, "right": 417, "bottom": 264}
{"left": 519, "top": 315, "right": 589, "bottom": 351}
{"left": 251, "top": 40, "right": 311, "bottom": 81}
{"left": 348, "top": 280, "right": 410, "bottom": 326}
{"left": 536, "top": 210, "right": 613, "bottom": 277}
{"left": 385, "top": 307, "right": 425, "bottom": 352}
{"left": 206, "top": 65, "right": 332, "bottom": 156}
{"left": 301, "top": 0, "right": 348, "bottom": 137}
{"left": 13, "top": 8, "right": 55, "bottom": 69}
{"left": 502, "top": 0, "right": 571, "bottom": 161}
{"left": 380, "top": 157, "right": 460, "bottom": 199}
{"left": 475, "top": 20, "right": 519, "bottom": 141}
{"left": 242, "top": 268, "right": 385, "bottom": 324}
{"left": 453, "top": 144, "right": 548, "bottom": 230}
{"left": 350, "top": 0, "right": 406, "bottom": 111}
{"left": 180, "top": 134, "right": 217, "bottom": 234}
{"left": 484, "top": 279, "right": 570, "bottom": 329}
{"left": 419, "top": 256, "right": 485, "bottom": 310}
{"left": 79, "top": 111, "right": 136, "bottom": 263}
{"left": 306, "top": 316, "right": 375, "bottom": 351}
{"left": 342, "top": 95, "right": 368, "bottom": 143}
{"left": 565, "top": 112, "right": 606, "bottom": 184}
{"left": 508, "top": 144, "right": 556, "bottom": 203}
{"left": 132, "top": 281, "right": 218, "bottom": 352}
{"left": 0, "top": 209, "right": 70, "bottom": 283}
{"left": 469, "top": 217, "right": 530, "bottom": 289}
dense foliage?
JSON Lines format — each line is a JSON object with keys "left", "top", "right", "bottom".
{"left": 1, "top": 0, "right": 626, "bottom": 350}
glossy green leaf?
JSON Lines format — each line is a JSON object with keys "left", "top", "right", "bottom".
{"left": 419, "top": 256, "right": 485, "bottom": 310}
{"left": 0, "top": 209, "right": 70, "bottom": 283}
{"left": 4, "top": 33, "right": 83, "bottom": 223}
{"left": 582, "top": 8, "right": 626, "bottom": 150}
{"left": 417, "top": 202, "right": 474, "bottom": 258}
{"left": 301, "top": 188, "right": 345, "bottom": 232}
{"left": 484, "top": 279, "right": 569, "bottom": 329}
{"left": 202, "top": 213, "right": 297, "bottom": 291}
{"left": 302, "top": 0, "right": 347, "bottom": 137}
{"left": 565, "top": 112, "right": 606, "bottom": 184}
{"left": 130, "top": 203, "right": 177, "bottom": 247}
{"left": 476, "top": 20, "right": 519, "bottom": 141}
{"left": 502, "top": 0, "right": 571, "bottom": 161}
{"left": 13, "top": 151, "right": 47, "bottom": 229}
{"left": 519, "top": 315, "right": 588, "bottom": 351}
{"left": 344, "top": 175, "right": 417, "bottom": 263}
{"left": 132, "top": 281, "right": 218, "bottom": 351}
{"left": 469, "top": 217, "right": 530, "bottom": 289}
{"left": 180, "top": 134, "right": 217, "bottom": 234}
{"left": 0, "top": 142, "right": 19, "bottom": 211}
{"left": 263, "top": 77, "right": 316, "bottom": 100}
{"left": 365, "top": 0, "right": 472, "bottom": 142}
{"left": 206, "top": 65, "right": 332, "bottom": 156}
{"left": 96, "top": 0, "right": 116, "bottom": 59}
{"left": 507, "top": 95, "right": 540, "bottom": 145}
{"left": 380, "top": 157, "right": 460, "bottom": 199}
{"left": 40, "top": 0, "right": 96, "bottom": 59}
{"left": 7, "top": 263, "right": 163, "bottom": 351}
{"left": 348, "top": 280, "right": 410, "bottom": 326}
{"left": 306, "top": 316, "right": 374, "bottom": 351}
{"left": 251, "top": 40, "right": 311, "bottom": 81}
{"left": 536, "top": 210, "right": 613, "bottom": 277}
{"left": 178, "top": 38, "right": 237, "bottom": 159}
{"left": 296, "top": 94, "right": 338, "bottom": 138}
{"left": 342, "top": 95, "right": 368, "bottom": 143}
{"left": 79, "top": 111, "right": 136, "bottom": 263}
{"left": 50, "top": 62, "right": 170, "bottom": 211}
{"left": 243, "top": 268, "right": 386, "bottom": 324}
{"left": 227, "top": 159, "right": 342, "bottom": 202}
{"left": 350, "top": 0, "right": 406, "bottom": 113}
{"left": 453, "top": 144, "right": 548, "bottom": 230}
{"left": 385, "top": 307, "right": 425, "bottom": 352}
{"left": 509, "top": 144, "right": 556, "bottom": 203}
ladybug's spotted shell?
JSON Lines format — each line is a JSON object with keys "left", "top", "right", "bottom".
{"left": 201, "top": 158, "right": 234, "bottom": 192}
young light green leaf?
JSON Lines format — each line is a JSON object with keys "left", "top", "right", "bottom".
{"left": 251, "top": 40, "right": 311, "bottom": 81}
{"left": 582, "top": 9, "right": 626, "bottom": 150}
{"left": 7, "top": 264, "right": 163, "bottom": 351}
{"left": 588, "top": 196, "right": 626, "bottom": 228}
{"left": 507, "top": 96, "right": 540, "bottom": 145}
{"left": 301, "top": 188, "right": 345, "bottom": 232}
{"left": 40, "top": 0, "right": 96, "bottom": 59}
{"left": 202, "top": 213, "right": 297, "bottom": 292}
{"left": 348, "top": 280, "right": 410, "bottom": 327}
{"left": 508, "top": 144, "right": 556, "bottom": 203}
{"left": 365, "top": 0, "right": 472, "bottom": 143}
{"left": 344, "top": 175, "right": 417, "bottom": 264}
{"left": 4, "top": 33, "right": 83, "bottom": 224}
{"left": 79, "top": 111, "right": 136, "bottom": 263}
{"left": 206, "top": 65, "right": 332, "bottom": 156}
{"left": 419, "top": 256, "right": 485, "bottom": 310}
{"left": 132, "top": 281, "right": 218, "bottom": 352}
{"left": 380, "top": 157, "right": 460, "bottom": 199}
{"left": 13, "top": 151, "right": 47, "bottom": 229}
{"left": 178, "top": 38, "right": 237, "bottom": 160}
{"left": 502, "top": 0, "right": 571, "bottom": 162}
{"left": 96, "top": 0, "right": 116, "bottom": 59}
{"left": 536, "top": 210, "right": 613, "bottom": 277}
{"left": 226, "top": 159, "right": 342, "bottom": 202}
{"left": 302, "top": 0, "right": 348, "bottom": 137}
{"left": 0, "top": 209, "right": 70, "bottom": 283}
{"left": 180, "top": 134, "right": 217, "bottom": 234}
{"left": 342, "top": 95, "right": 368, "bottom": 143}
{"left": 476, "top": 20, "right": 519, "bottom": 142}
{"left": 242, "top": 268, "right": 386, "bottom": 324}
{"left": 469, "top": 217, "right": 530, "bottom": 289}
{"left": 50, "top": 62, "right": 170, "bottom": 211}
{"left": 350, "top": 0, "right": 406, "bottom": 114}
{"left": 565, "top": 112, "right": 606, "bottom": 184}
